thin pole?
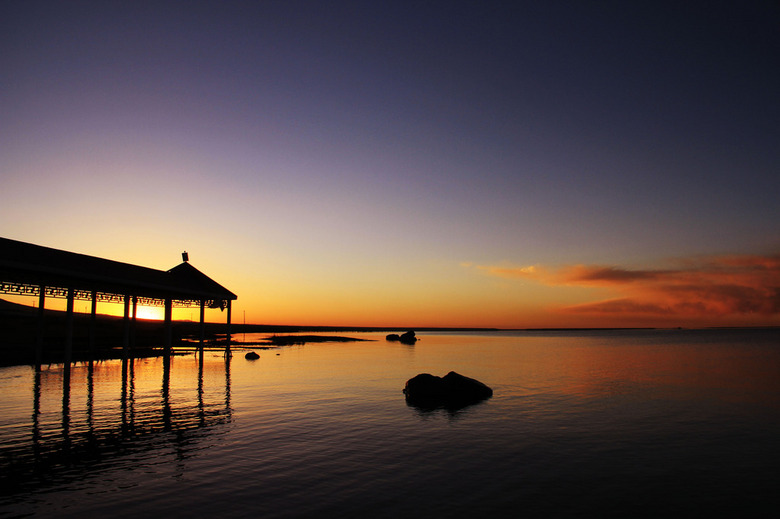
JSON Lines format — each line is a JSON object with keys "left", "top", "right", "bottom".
{"left": 199, "top": 299, "right": 205, "bottom": 355}
{"left": 164, "top": 298, "right": 173, "bottom": 356}
{"left": 225, "top": 300, "right": 232, "bottom": 356}
{"left": 35, "top": 285, "right": 46, "bottom": 367}
{"left": 89, "top": 290, "right": 97, "bottom": 356}
{"left": 123, "top": 295, "right": 130, "bottom": 359}
{"left": 65, "top": 287, "right": 74, "bottom": 365}
{"left": 131, "top": 296, "right": 138, "bottom": 351}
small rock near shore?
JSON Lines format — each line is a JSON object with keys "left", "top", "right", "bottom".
{"left": 386, "top": 331, "right": 417, "bottom": 344}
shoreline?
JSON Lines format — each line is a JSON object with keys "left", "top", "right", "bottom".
{"left": 2, "top": 299, "right": 778, "bottom": 368}
{"left": 4, "top": 298, "right": 777, "bottom": 333}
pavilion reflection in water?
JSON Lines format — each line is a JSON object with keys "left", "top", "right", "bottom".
{"left": 1, "top": 353, "right": 232, "bottom": 498}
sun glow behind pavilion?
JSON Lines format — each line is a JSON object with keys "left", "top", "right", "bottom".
{"left": 0, "top": 237, "right": 237, "bottom": 364}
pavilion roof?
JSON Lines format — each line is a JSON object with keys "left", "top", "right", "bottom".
{"left": 0, "top": 237, "right": 237, "bottom": 302}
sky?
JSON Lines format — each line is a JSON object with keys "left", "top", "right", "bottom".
{"left": 2, "top": 0, "right": 779, "bottom": 328}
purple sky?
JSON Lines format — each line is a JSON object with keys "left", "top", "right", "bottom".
{"left": 2, "top": 1, "right": 779, "bottom": 327}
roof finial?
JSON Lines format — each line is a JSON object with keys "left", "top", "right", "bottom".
{"left": 182, "top": 251, "right": 189, "bottom": 262}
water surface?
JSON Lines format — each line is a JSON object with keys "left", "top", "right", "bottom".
{"left": 2, "top": 329, "right": 779, "bottom": 517}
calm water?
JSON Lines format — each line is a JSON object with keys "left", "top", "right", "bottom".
{"left": 1, "top": 329, "right": 779, "bottom": 518}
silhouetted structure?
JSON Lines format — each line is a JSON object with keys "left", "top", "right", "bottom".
{"left": 0, "top": 237, "right": 237, "bottom": 365}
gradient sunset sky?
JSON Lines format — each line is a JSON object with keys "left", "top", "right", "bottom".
{"left": 2, "top": 1, "right": 779, "bottom": 328}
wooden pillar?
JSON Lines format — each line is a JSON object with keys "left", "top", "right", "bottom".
{"left": 35, "top": 285, "right": 46, "bottom": 367}
{"left": 131, "top": 296, "right": 138, "bottom": 350}
{"left": 122, "top": 294, "right": 131, "bottom": 358}
{"left": 199, "top": 299, "right": 206, "bottom": 355}
{"left": 65, "top": 288, "right": 74, "bottom": 365}
{"left": 225, "top": 299, "right": 232, "bottom": 356}
{"left": 88, "top": 290, "right": 97, "bottom": 355}
{"left": 164, "top": 298, "right": 173, "bottom": 355}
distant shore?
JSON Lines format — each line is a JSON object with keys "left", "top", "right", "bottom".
{"left": 0, "top": 298, "right": 442, "bottom": 367}
{"left": 2, "top": 298, "right": 777, "bottom": 367}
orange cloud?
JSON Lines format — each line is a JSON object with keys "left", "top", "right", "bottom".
{"left": 474, "top": 254, "right": 780, "bottom": 319}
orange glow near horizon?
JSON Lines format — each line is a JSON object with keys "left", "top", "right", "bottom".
{"left": 0, "top": 294, "right": 228, "bottom": 324}
{"left": 467, "top": 253, "right": 780, "bottom": 328}
{"left": 2, "top": 250, "right": 779, "bottom": 329}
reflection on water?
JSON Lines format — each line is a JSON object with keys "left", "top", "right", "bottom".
{"left": 1, "top": 329, "right": 779, "bottom": 518}
{"left": 1, "top": 353, "right": 232, "bottom": 501}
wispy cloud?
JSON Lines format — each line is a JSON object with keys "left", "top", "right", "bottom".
{"left": 472, "top": 254, "right": 780, "bottom": 318}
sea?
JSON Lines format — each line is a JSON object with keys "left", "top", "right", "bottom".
{"left": 1, "top": 328, "right": 779, "bottom": 518}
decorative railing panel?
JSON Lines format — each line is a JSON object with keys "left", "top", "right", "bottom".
{"left": 1, "top": 281, "right": 208, "bottom": 308}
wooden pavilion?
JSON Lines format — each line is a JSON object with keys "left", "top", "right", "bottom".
{"left": 0, "top": 237, "right": 237, "bottom": 364}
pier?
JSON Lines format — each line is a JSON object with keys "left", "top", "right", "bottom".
{"left": 0, "top": 237, "right": 237, "bottom": 366}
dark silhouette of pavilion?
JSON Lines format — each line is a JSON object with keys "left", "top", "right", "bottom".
{"left": 0, "top": 236, "right": 237, "bottom": 365}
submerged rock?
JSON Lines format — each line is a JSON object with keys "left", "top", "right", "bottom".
{"left": 403, "top": 371, "right": 492, "bottom": 410}
{"left": 245, "top": 351, "right": 260, "bottom": 360}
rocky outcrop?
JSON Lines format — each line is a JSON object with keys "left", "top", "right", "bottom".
{"left": 386, "top": 331, "right": 417, "bottom": 344}
{"left": 403, "top": 371, "right": 492, "bottom": 409}
{"left": 245, "top": 351, "right": 260, "bottom": 360}
{"left": 399, "top": 331, "right": 417, "bottom": 344}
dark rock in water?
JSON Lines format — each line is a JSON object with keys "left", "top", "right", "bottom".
{"left": 399, "top": 331, "right": 417, "bottom": 344}
{"left": 385, "top": 330, "right": 417, "bottom": 344}
{"left": 245, "top": 351, "right": 260, "bottom": 360}
{"left": 386, "top": 331, "right": 417, "bottom": 344}
{"left": 403, "top": 371, "right": 492, "bottom": 410}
